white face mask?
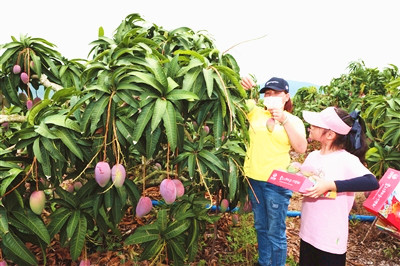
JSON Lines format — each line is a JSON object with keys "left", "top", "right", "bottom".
{"left": 263, "top": 96, "right": 283, "bottom": 109}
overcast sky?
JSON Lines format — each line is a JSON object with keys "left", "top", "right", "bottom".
{"left": 1, "top": 0, "right": 399, "bottom": 86}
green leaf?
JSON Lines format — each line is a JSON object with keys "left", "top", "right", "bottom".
{"left": 132, "top": 103, "right": 154, "bottom": 144}
{"left": 33, "top": 138, "right": 51, "bottom": 177}
{"left": 0, "top": 206, "right": 9, "bottom": 235}
{"left": 228, "top": 158, "right": 238, "bottom": 201}
{"left": 40, "top": 137, "right": 67, "bottom": 162}
{"left": 163, "top": 219, "right": 190, "bottom": 240}
{"left": 66, "top": 210, "right": 80, "bottom": 241}
{"left": 162, "top": 101, "right": 177, "bottom": 150}
{"left": 130, "top": 71, "right": 164, "bottom": 94}
{"left": 89, "top": 95, "right": 109, "bottom": 135}
{"left": 166, "top": 90, "right": 199, "bottom": 101}
{"left": 47, "top": 207, "right": 71, "bottom": 238}
{"left": 27, "top": 99, "right": 51, "bottom": 125}
{"left": 151, "top": 98, "right": 167, "bottom": 133}
{"left": 2, "top": 231, "right": 37, "bottom": 265}
{"left": 203, "top": 68, "right": 214, "bottom": 97}
{"left": 140, "top": 238, "right": 164, "bottom": 261}
{"left": 43, "top": 114, "right": 81, "bottom": 132}
{"left": 69, "top": 215, "right": 87, "bottom": 261}
{"left": 124, "top": 227, "right": 160, "bottom": 245}
{"left": 52, "top": 128, "right": 83, "bottom": 161}
{"left": 13, "top": 210, "right": 51, "bottom": 244}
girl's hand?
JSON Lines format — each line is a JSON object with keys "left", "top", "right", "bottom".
{"left": 240, "top": 76, "right": 256, "bottom": 90}
{"left": 303, "top": 176, "right": 336, "bottom": 198}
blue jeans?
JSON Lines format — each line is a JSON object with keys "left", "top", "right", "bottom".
{"left": 248, "top": 179, "right": 292, "bottom": 266}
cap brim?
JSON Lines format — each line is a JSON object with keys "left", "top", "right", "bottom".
{"left": 302, "top": 110, "right": 329, "bottom": 129}
{"left": 259, "top": 85, "right": 286, "bottom": 93}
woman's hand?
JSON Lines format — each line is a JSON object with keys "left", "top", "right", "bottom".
{"left": 269, "top": 108, "right": 286, "bottom": 123}
{"left": 303, "top": 176, "right": 337, "bottom": 198}
{"left": 240, "top": 76, "right": 256, "bottom": 90}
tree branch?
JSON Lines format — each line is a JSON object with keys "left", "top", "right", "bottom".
{"left": 0, "top": 114, "right": 27, "bottom": 124}
{"left": 32, "top": 74, "right": 63, "bottom": 91}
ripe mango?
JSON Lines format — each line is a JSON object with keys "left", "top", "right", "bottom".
{"left": 266, "top": 118, "right": 275, "bottom": 132}
{"left": 242, "top": 200, "right": 252, "bottom": 213}
{"left": 220, "top": 199, "right": 229, "bottom": 213}
{"left": 30, "top": 190, "right": 46, "bottom": 215}
{"left": 0, "top": 259, "right": 7, "bottom": 266}
{"left": 26, "top": 100, "right": 33, "bottom": 110}
{"left": 136, "top": 196, "right": 153, "bottom": 218}
{"left": 202, "top": 125, "right": 210, "bottom": 134}
{"left": 95, "top": 161, "right": 111, "bottom": 187}
{"left": 13, "top": 64, "right": 21, "bottom": 74}
{"left": 79, "top": 259, "right": 90, "bottom": 266}
{"left": 20, "top": 72, "right": 29, "bottom": 84}
{"left": 232, "top": 213, "right": 240, "bottom": 226}
{"left": 160, "top": 178, "right": 176, "bottom": 204}
{"left": 172, "top": 179, "right": 185, "bottom": 197}
{"left": 33, "top": 96, "right": 41, "bottom": 104}
{"left": 74, "top": 182, "right": 82, "bottom": 191}
{"left": 111, "top": 164, "right": 126, "bottom": 188}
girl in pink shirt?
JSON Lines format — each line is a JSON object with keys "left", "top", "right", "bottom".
{"left": 299, "top": 107, "right": 379, "bottom": 266}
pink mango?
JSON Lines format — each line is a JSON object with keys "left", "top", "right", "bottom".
{"left": 74, "top": 181, "right": 83, "bottom": 191}
{"left": 13, "top": 64, "right": 21, "bottom": 74}
{"left": 172, "top": 179, "right": 185, "bottom": 197}
{"left": 26, "top": 100, "right": 33, "bottom": 110}
{"left": 160, "top": 179, "right": 176, "bottom": 204}
{"left": 95, "top": 161, "right": 111, "bottom": 187}
{"left": 232, "top": 213, "right": 240, "bottom": 226}
{"left": 220, "top": 199, "right": 229, "bottom": 213}
{"left": 79, "top": 259, "right": 90, "bottom": 266}
{"left": 242, "top": 200, "right": 252, "bottom": 213}
{"left": 202, "top": 125, "right": 210, "bottom": 134}
{"left": 30, "top": 190, "right": 46, "bottom": 215}
{"left": 33, "top": 96, "right": 41, "bottom": 104}
{"left": 136, "top": 196, "right": 153, "bottom": 218}
{"left": 111, "top": 164, "right": 126, "bottom": 188}
{"left": 20, "top": 72, "right": 29, "bottom": 84}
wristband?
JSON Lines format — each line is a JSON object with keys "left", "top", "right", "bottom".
{"left": 280, "top": 115, "right": 289, "bottom": 126}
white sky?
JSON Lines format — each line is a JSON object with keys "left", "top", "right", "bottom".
{"left": 1, "top": 0, "right": 399, "bottom": 86}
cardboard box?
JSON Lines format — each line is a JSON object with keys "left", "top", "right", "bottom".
{"left": 376, "top": 218, "right": 400, "bottom": 239}
{"left": 268, "top": 170, "right": 336, "bottom": 198}
{"left": 363, "top": 168, "right": 400, "bottom": 230}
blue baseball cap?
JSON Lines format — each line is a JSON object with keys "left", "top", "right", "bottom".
{"left": 259, "top": 77, "right": 289, "bottom": 93}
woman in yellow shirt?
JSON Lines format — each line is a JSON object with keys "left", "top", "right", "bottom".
{"left": 241, "top": 76, "right": 307, "bottom": 266}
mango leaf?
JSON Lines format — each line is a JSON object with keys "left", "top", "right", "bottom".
{"left": 2, "top": 231, "right": 37, "bottom": 265}
{"left": 228, "top": 158, "right": 238, "bottom": 201}
{"left": 166, "top": 89, "right": 199, "bottom": 101}
{"left": 151, "top": 98, "right": 167, "bottom": 133}
{"left": 162, "top": 101, "right": 177, "bottom": 150}
{"left": 0, "top": 206, "right": 9, "bottom": 235}
{"left": 66, "top": 210, "right": 80, "bottom": 241}
{"left": 33, "top": 138, "right": 51, "bottom": 177}
{"left": 13, "top": 210, "right": 50, "bottom": 244}
{"left": 163, "top": 219, "right": 190, "bottom": 240}
{"left": 124, "top": 226, "right": 160, "bottom": 245}
{"left": 27, "top": 99, "right": 51, "bottom": 125}
{"left": 43, "top": 114, "right": 81, "bottom": 132}
{"left": 203, "top": 68, "right": 214, "bottom": 97}
{"left": 140, "top": 238, "right": 164, "bottom": 261}
{"left": 47, "top": 207, "right": 72, "bottom": 238}
{"left": 52, "top": 128, "right": 83, "bottom": 161}
{"left": 132, "top": 103, "right": 154, "bottom": 144}
{"left": 0, "top": 168, "right": 23, "bottom": 196}
{"left": 69, "top": 215, "right": 87, "bottom": 261}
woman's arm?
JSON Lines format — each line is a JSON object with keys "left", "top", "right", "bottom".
{"left": 303, "top": 174, "right": 379, "bottom": 198}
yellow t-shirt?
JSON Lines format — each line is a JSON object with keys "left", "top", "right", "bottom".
{"left": 244, "top": 106, "right": 306, "bottom": 181}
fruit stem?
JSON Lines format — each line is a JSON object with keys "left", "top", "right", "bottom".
{"left": 102, "top": 91, "right": 116, "bottom": 161}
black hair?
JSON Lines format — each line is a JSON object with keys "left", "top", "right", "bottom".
{"left": 332, "top": 108, "right": 368, "bottom": 164}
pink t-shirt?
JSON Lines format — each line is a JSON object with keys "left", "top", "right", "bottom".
{"left": 299, "top": 150, "right": 371, "bottom": 254}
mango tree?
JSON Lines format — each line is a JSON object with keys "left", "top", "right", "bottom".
{"left": 0, "top": 13, "right": 250, "bottom": 265}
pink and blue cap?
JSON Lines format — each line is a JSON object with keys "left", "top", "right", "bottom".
{"left": 302, "top": 107, "right": 351, "bottom": 135}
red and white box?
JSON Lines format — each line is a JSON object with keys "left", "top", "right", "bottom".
{"left": 268, "top": 170, "right": 337, "bottom": 198}
{"left": 363, "top": 168, "right": 400, "bottom": 230}
{"left": 268, "top": 170, "right": 316, "bottom": 193}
